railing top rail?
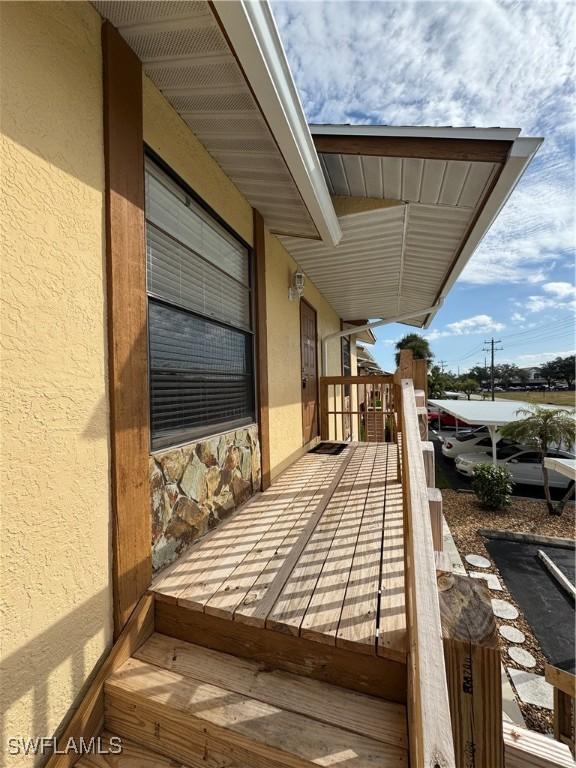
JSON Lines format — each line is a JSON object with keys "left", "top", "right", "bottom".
{"left": 400, "top": 377, "right": 456, "bottom": 768}
{"left": 320, "top": 375, "right": 394, "bottom": 385}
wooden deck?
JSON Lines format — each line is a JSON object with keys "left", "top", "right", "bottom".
{"left": 152, "top": 442, "right": 407, "bottom": 663}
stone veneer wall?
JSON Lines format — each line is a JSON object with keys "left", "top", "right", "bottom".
{"left": 151, "top": 424, "right": 261, "bottom": 572}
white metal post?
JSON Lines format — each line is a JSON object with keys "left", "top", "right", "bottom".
{"left": 488, "top": 424, "right": 498, "bottom": 466}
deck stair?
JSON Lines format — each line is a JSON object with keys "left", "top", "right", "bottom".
{"left": 78, "top": 632, "right": 408, "bottom": 768}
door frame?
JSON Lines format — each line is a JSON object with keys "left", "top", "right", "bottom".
{"left": 300, "top": 298, "right": 320, "bottom": 445}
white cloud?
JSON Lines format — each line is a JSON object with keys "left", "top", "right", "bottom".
{"left": 447, "top": 315, "right": 505, "bottom": 335}
{"left": 272, "top": 0, "right": 575, "bottom": 287}
{"left": 511, "top": 312, "right": 526, "bottom": 324}
{"left": 511, "top": 350, "right": 575, "bottom": 366}
{"left": 542, "top": 282, "right": 576, "bottom": 299}
{"left": 425, "top": 314, "right": 504, "bottom": 340}
{"left": 522, "top": 282, "right": 576, "bottom": 312}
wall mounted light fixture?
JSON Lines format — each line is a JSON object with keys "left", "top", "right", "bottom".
{"left": 289, "top": 269, "right": 305, "bottom": 301}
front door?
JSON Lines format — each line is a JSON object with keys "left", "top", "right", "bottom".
{"left": 300, "top": 299, "right": 318, "bottom": 444}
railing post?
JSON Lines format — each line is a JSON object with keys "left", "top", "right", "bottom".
{"left": 546, "top": 664, "right": 576, "bottom": 756}
{"left": 422, "top": 441, "right": 435, "bottom": 487}
{"left": 438, "top": 573, "right": 504, "bottom": 768}
{"left": 398, "top": 348, "right": 414, "bottom": 380}
{"left": 427, "top": 488, "right": 443, "bottom": 551}
{"left": 320, "top": 379, "right": 328, "bottom": 440}
{"left": 413, "top": 358, "right": 428, "bottom": 398}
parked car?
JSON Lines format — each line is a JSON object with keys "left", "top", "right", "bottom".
{"left": 455, "top": 447, "right": 575, "bottom": 488}
{"left": 442, "top": 433, "right": 521, "bottom": 460}
{"left": 427, "top": 408, "right": 472, "bottom": 429}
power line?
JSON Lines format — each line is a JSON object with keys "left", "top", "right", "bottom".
{"left": 445, "top": 320, "right": 574, "bottom": 367}
{"left": 501, "top": 317, "right": 574, "bottom": 342}
{"left": 483, "top": 338, "right": 503, "bottom": 401}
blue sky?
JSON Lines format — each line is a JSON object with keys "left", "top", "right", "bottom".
{"left": 271, "top": 0, "right": 575, "bottom": 373}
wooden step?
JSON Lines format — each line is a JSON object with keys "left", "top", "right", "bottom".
{"left": 75, "top": 732, "right": 186, "bottom": 767}
{"left": 155, "top": 599, "right": 407, "bottom": 701}
{"left": 104, "top": 634, "right": 408, "bottom": 768}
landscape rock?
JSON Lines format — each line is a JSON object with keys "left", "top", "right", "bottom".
{"left": 159, "top": 449, "right": 188, "bottom": 483}
{"left": 181, "top": 455, "right": 208, "bottom": 503}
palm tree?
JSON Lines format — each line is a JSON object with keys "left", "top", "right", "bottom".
{"left": 501, "top": 406, "right": 576, "bottom": 515}
{"left": 394, "top": 333, "right": 434, "bottom": 367}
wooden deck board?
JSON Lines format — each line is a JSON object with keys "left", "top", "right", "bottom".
{"left": 266, "top": 445, "right": 369, "bottom": 636}
{"left": 337, "top": 444, "right": 390, "bottom": 653}
{"left": 378, "top": 447, "right": 407, "bottom": 659}
{"left": 151, "top": 442, "right": 407, "bottom": 663}
{"left": 233, "top": 457, "right": 343, "bottom": 626}
{"left": 204, "top": 457, "right": 341, "bottom": 619}
{"left": 175, "top": 456, "right": 335, "bottom": 610}
{"left": 299, "top": 445, "right": 378, "bottom": 644}
{"left": 151, "top": 460, "right": 313, "bottom": 604}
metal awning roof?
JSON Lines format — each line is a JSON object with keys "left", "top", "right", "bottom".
{"left": 344, "top": 323, "right": 376, "bottom": 345}
{"left": 544, "top": 457, "right": 576, "bottom": 481}
{"left": 280, "top": 125, "right": 542, "bottom": 326}
{"left": 92, "top": 0, "right": 340, "bottom": 244}
{"left": 429, "top": 399, "right": 573, "bottom": 427}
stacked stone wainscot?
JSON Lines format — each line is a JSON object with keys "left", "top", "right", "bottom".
{"left": 150, "top": 424, "right": 261, "bottom": 571}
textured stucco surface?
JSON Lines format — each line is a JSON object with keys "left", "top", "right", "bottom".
{"left": 0, "top": 3, "right": 111, "bottom": 765}
{"left": 151, "top": 426, "right": 261, "bottom": 572}
{"left": 265, "top": 234, "right": 342, "bottom": 476}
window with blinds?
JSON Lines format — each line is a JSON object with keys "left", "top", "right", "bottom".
{"left": 146, "top": 159, "right": 255, "bottom": 450}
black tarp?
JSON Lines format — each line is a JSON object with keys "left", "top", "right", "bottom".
{"left": 485, "top": 538, "right": 575, "bottom": 673}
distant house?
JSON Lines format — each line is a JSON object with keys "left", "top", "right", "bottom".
{"left": 520, "top": 365, "right": 546, "bottom": 383}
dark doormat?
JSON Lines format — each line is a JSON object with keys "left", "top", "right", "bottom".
{"left": 309, "top": 442, "right": 348, "bottom": 456}
{"left": 485, "top": 538, "right": 575, "bottom": 674}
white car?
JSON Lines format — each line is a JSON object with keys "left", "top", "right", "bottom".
{"left": 442, "top": 433, "right": 519, "bottom": 460}
{"left": 455, "top": 447, "right": 575, "bottom": 488}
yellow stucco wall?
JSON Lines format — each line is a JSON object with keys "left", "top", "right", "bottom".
{"left": 0, "top": 3, "right": 111, "bottom": 765}
{"left": 265, "top": 234, "right": 342, "bottom": 476}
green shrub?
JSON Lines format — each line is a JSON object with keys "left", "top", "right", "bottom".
{"left": 472, "top": 464, "right": 514, "bottom": 510}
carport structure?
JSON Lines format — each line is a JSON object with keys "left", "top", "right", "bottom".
{"left": 429, "top": 399, "right": 574, "bottom": 465}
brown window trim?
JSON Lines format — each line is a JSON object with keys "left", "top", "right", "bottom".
{"left": 102, "top": 21, "right": 151, "bottom": 638}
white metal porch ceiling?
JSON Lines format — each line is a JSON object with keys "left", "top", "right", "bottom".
{"left": 320, "top": 155, "right": 499, "bottom": 208}
{"left": 92, "top": 0, "right": 327, "bottom": 240}
{"left": 281, "top": 127, "right": 542, "bottom": 327}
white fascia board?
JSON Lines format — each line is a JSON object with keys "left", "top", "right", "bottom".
{"left": 212, "top": 1, "right": 341, "bottom": 246}
{"left": 421, "top": 134, "right": 543, "bottom": 328}
{"left": 311, "top": 124, "right": 522, "bottom": 142}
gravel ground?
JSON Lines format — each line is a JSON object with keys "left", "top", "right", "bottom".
{"left": 442, "top": 490, "right": 575, "bottom": 734}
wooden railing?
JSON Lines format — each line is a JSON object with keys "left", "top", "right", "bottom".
{"left": 319, "top": 375, "right": 396, "bottom": 442}
{"left": 546, "top": 664, "right": 576, "bottom": 756}
{"left": 399, "top": 378, "right": 456, "bottom": 768}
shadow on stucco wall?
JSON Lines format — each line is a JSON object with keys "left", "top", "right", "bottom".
{"left": 0, "top": 583, "right": 115, "bottom": 767}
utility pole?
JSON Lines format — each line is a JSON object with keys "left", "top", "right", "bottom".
{"left": 438, "top": 360, "right": 447, "bottom": 373}
{"left": 483, "top": 339, "right": 503, "bottom": 401}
